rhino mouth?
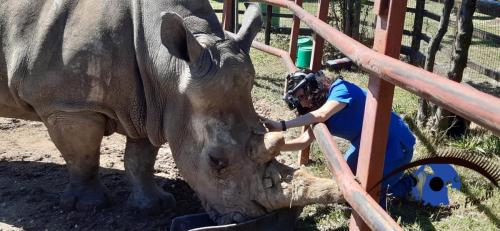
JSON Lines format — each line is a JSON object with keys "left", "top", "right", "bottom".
{"left": 206, "top": 159, "right": 344, "bottom": 225}
{"left": 206, "top": 200, "right": 269, "bottom": 224}
{"left": 204, "top": 160, "right": 286, "bottom": 225}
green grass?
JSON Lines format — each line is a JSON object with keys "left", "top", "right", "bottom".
{"left": 248, "top": 38, "right": 499, "bottom": 231}
{"left": 449, "top": 130, "right": 500, "bottom": 157}
{"left": 251, "top": 47, "right": 500, "bottom": 230}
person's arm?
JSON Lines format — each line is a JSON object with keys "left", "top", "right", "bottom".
{"left": 263, "top": 100, "right": 346, "bottom": 131}
{"left": 280, "top": 127, "right": 315, "bottom": 151}
{"left": 287, "top": 100, "right": 346, "bottom": 128}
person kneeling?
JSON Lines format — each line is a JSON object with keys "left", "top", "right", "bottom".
{"left": 262, "top": 70, "right": 416, "bottom": 207}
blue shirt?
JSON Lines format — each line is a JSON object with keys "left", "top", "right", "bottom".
{"left": 325, "top": 79, "right": 416, "bottom": 160}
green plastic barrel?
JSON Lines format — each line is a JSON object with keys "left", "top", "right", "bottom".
{"left": 260, "top": 4, "right": 280, "bottom": 27}
{"left": 297, "top": 36, "right": 313, "bottom": 48}
{"left": 296, "top": 36, "right": 313, "bottom": 68}
{"left": 296, "top": 46, "right": 312, "bottom": 69}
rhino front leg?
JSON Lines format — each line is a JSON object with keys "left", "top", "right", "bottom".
{"left": 46, "top": 112, "right": 110, "bottom": 210}
{"left": 124, "top": 138, "right": 176, "bottom": 214}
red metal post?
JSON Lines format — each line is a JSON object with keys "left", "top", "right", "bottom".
{"left": 288, "top": 0, "right": 303, "bottom": 64}
{"left": 251, "top": 41, "right": 297, "bottom": 73}
{"left": 253, "top": 0, "right": 500, "bottom": 135}
{"left": 313, "top": 124, "right": 403, "bottom": 231}
{"left": 249, "top": 0, "right": 500, "bottom": 229}
{"left": 310, "top": 0, "right": 329, "bottom": 71}
{"left": 350, "top": 0, "right": 408, "bottom": 230}
{"left": 251, "top": 40, "right": 298, "bottom": 97}
{"left": 298, "top": 0, "right": 329, "bottom": 166}
{"left": 298, "top": 126, "right": 311, "bottom": 165}
{"left": 223, "top": 0, "right": 235, "bottom": 32}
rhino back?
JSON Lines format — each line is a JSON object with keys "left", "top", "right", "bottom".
{"left": 0, "top": 0, "right": 147, "bottom": 138}
{"left": 0, "top": 0, "right": 226, "bottom": 142}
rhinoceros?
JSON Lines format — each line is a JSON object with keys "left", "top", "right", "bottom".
{"left": 0, "top": 0, "right": 343, "bottom": 224}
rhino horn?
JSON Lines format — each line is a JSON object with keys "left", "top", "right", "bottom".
{"left": 248, "top": 131, "right": 284, "bottom": 164}
{"left": 235, "top": 3, "right": 263, "bottom": 53}
{"left": 160, "top": 12, "right": 204, "bottom": 64}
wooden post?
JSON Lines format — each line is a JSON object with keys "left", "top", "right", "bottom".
{"left": 349, "top": 0, "right": 407, "bottom": 230}
{"left": 265, "top": 4, "right": 272, "bottom": 45}
{"left": 425, "top": 0, "right": 454, "bottom": 73}
{"left": 417, "top": 0, "right": 453, "bottom": 128}
{"left": 345, "top": 0, "right": 354, "bottom": 37}
{"left": 352, "top": 0, "right": 362, "bottom": 40}
{"left": 345, "top": 0, "right": 361, "bottom": 39}
{"left": 410, "top": 0, "right": 425, "bottom": 66}
{"left": 433, "top": 0, "right": 477, "bottom": 135}
{"left": 447, "top": 0, "right": 476, "bottom": 83}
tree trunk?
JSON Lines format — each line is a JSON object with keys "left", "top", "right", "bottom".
{"left": 414, "top": 0, "right": 426, "bottom": 127}
{"left": 352, "top": 0, "right": 361, "bottom": 40}
{"left": 344, "top": 0, "right": 361, "bottom": 40}
{"left": 431, "top": 0, "right": 476, "bottom": 136}
{"left": 417, "top": 0, "right": 454, "bottom": 128}
{"left": 410, "top": 0, "right": 425, "bottom": 66}
{"left": 425, "top": 0, "right": 454, "bottom": 72}
{"left": 344, "top": 0, "right": 353, "bottom": 36}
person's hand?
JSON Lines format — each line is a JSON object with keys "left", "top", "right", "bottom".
{"left": 260, "top": 117, "right": 282, "bottom": 132}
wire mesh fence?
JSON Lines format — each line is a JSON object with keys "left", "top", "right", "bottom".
{"left": 410, "top": 0, "right": 499, "bottom": 84}
{"left": 210, "top": 0, "right": 499, "bottom": 90}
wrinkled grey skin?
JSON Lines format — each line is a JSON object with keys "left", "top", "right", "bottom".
{"left": 0, "top": 0, "right": 343, "bottom": 224}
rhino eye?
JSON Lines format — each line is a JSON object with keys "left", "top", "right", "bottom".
{"left": 208, "top": 151, "right": 228, "bottom": 171}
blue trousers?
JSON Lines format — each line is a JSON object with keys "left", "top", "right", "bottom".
{"left": 344, "top": 141, "right": 414, "bottom": 204}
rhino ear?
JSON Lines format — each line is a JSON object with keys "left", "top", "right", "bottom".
{"left": 235, "top": 3, "right": 263, "bottom": 53}
{"left": 161, "top": 12, "right": 204, "bottom": 63}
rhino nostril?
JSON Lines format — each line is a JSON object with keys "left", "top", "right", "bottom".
{"left": 208, "top": 152, "right": 228, "bottom": 171}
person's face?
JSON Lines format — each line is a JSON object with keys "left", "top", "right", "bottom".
{"left": 294, "top": 88, "right": 313, "bottom": 109}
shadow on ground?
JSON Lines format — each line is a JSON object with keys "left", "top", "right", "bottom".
{"left": 0, "top": 161, "right": 202, "bottom": 230}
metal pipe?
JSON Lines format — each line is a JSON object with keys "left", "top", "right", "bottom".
{"left": 353, "top": 1, "right": 407, "bottom": 230}
{"left": 265, "top": 4, "right": 272, "bottom": 44}
{"left": 310, "top": 0, "right": 329, "bottom": 71}
{"left": 288, "top": 0, "right": 303, "bottom": 64}
{"left": 312, "top": 123, "right": 402, "bottom": 231}
{"left": 223, "top": 0, "right": 235, "bottom": 32}
{"left": 251, "top": 41, "right": 297, "bottom": 73}
{"left": 251, "top": 0, "right": 500, "bottom": 135}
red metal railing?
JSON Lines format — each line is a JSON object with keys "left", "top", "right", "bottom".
{"left": 313, "top": 123, "right": 402, "bottom": 230}
{"left": 250, "top": 0, "right": 500, "bottom": 135}
{"left": 223, "top": 0, "right": 500, "bottom": 230}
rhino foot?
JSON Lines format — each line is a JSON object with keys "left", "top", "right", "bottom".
{"left": 60, "top": 182, "right": 111, "bottom": 211}
{"left": 127, "top": 187, "right": 176, "bottom": 215}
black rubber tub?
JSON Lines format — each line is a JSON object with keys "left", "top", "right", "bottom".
{"left": 170, "top": 208, "right": 300, "bottom": 231}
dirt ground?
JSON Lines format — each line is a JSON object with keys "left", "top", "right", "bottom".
{"left": 0, "top": 100, "right": 297, "bottom": 231}
{"left": 0, "top": 117, "right": 204, "bottom": 231}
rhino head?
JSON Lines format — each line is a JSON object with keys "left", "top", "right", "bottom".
{"left": 159, "top": 4, "right": 344, "bottom": 224}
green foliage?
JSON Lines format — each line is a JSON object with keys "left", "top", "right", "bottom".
{"left": 450, "top": 131, "right": 500, "bottom": 157}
